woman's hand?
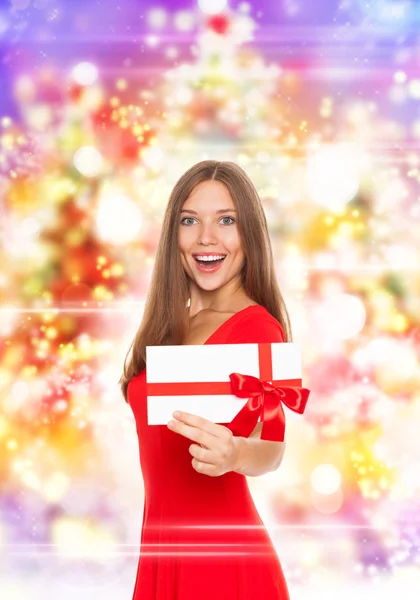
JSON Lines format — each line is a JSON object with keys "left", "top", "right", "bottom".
{"left": 167, "top": 411, "right": 243, "bottom": 477}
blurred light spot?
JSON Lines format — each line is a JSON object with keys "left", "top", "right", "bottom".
{"left": 146, "top": 34, "right": 160, "bottom": 47}
{"left": 174, "top": 10, "right": 195, "bottom": 31}
{"left": 71, "top": 61, "right": 99, "bottom": 86}
{"left": 394, "top": 70, "right": 407, "bottom": 83}
{"left": 73, "top": 146, "right": 103, "bottom": 178}
{"left": 44, "top": 472, "right": 70, "bottom": 502}
{"left": 306, "top": 144, "right": 361, "bottom": 212}
{"left": 148, "top": 8, "right": 167, "bottom": 28}
{"left": 95, "top": 191, "right": 143, "bottom": 245}
{"left": 311, "top": 463, "right": 342, "bottom": 495}
{"left": 141, "top": 144, "right": 165, "bottom": 169}
{"left": 408, "top": 79, "right": 420, "bottom": 99}
{"left": 198, "top": 0, "right": 228, "bottom": 14}
{"left": 314, "top": 293, "right": 366, "bottom": 340}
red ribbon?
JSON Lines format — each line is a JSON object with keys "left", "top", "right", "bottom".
{"left": 147, "top": 343, "right": 310, "bottom": 442}
{"left": 228, "top": 372, "right": 309, "bottom": 442}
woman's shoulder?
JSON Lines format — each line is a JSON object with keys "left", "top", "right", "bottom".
{"left": 226, "top": 304, "right": 285, "bottom": 344}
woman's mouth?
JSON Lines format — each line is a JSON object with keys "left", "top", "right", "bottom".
{"left": 192, "top": 255, "right": 226, "bottom": 274}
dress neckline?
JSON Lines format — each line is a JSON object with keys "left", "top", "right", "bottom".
{"left": 203, "top": 304, "right": 266, "bottom": 345}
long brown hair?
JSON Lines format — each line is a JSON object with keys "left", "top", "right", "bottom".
{"left": 119, "top": 160, "right": 293, "bottom": 403}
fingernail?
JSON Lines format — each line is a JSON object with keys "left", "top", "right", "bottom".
{"left": 173, "top": 411, "right": 181, "bottom": 418}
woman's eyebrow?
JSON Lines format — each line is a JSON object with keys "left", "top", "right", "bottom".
{"left": 180, "top": 209, "right": 237, "bottom": 214}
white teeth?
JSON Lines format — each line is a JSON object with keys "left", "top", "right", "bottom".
{"left": 195, "top": 255, "right": 225, "bottom": 262}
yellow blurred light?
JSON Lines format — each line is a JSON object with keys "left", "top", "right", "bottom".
{"left": 379, "top": 477, "right": 389, "bottom": 490}
{"left": 110, "top": 263, "right": 124, "bottom": 276}
{"left": 358, "top": 477, "right": 374, "bottom": 497}
{"left": 22, "top": 471, "right": 41, "bottom": 490}
{"left": 45, "top": 327, "right": 58, "bottom": 340}
{"left": 120, "top": 119, "right": 129, "bottom": 129}
{"left": 392, "top": 313, "right": 408, "bottom": 332}
{"left": 7, "top": 439, "right": 18, "bottom": 450}
{"left": 1, "top": 134, "right": 14, "bottom": 149}
{"left": 65, "top": 228, "right": 85, "bottom": 246}
{"left": 41, "top": 176, "right": 77, "bottom": 202}
{"left": 52, "top": 517, "right": 117, "bottom": 558}
{"left": 43, "top": 472, "right": 70, "bottom": 503}
{"left": 41, "top": 311, "right": 55, "bottom": 322}
{"left": 116, "top": 78, "right": 127, "bottom": 90}
{"left": 93, "top": 285, "right": 113, "bottom": 301}
{"left": 337, "top": 221, "right": 355, "bottom": 236}
{"left": 110, "top": 96, "right": 120, "bottom": 107}
{"left": 0, "top": 415, "right": 9, "bottom": 438}
{"left": 12, "top": 459, "right": 25, "bottom": 473}
{"left": 1, "top": 117, "right": 12, "bottom": 127}
{"left": 38, "top": 339, "right": 50, "bottom": 351}
{"left": 320, "top": 97, "right": 333, "bottom": 118}
{"left": 22, "top": 365, "right": 37, "bottom": 377}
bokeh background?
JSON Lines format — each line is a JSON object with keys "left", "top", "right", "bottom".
{"left": 1, "top": 0, "right": 420, "bottom": 598}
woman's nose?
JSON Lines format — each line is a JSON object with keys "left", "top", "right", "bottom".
{"left": 197, "top": 223, "right": 218, "bottom": 243}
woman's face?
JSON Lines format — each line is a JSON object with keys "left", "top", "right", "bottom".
{"left": 178, "top": 180, "right": 245, "bottom": 291}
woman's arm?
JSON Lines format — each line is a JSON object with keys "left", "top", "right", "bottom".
{"left": 232, "top": 424, "right": 286, "bottom": 477}
{"left": 225, "top": 312, "right": 288, "bottom": 477}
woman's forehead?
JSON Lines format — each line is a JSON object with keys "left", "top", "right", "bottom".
{"left": 183, "top": 181, "right": 234, "bottom": 209}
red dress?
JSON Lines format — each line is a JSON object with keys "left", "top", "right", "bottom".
{"left": 128, "top": 304, "right": 290, "bottom": 599}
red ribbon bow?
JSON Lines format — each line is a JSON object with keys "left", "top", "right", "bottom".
{"left": 228, "top": 373, "right": 310, "bottom": 442}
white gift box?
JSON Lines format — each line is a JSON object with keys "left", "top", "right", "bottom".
{"left": 146, "top": 342, "right": 310, "bottom": 441}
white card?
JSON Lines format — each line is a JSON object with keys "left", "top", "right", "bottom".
{"left": 146, "top": 342, "right": 305, "bottom": 425}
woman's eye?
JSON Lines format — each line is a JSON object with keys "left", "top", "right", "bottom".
{"left": 221, "top": 216, "right": 235, "bottom": 225}
{"left": 181, "top": 217, "right": 195, "bottom": 225}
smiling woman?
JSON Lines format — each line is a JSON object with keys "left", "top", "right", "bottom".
{"left": 120, "top": 160, "right": 294, "bottom": 600}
